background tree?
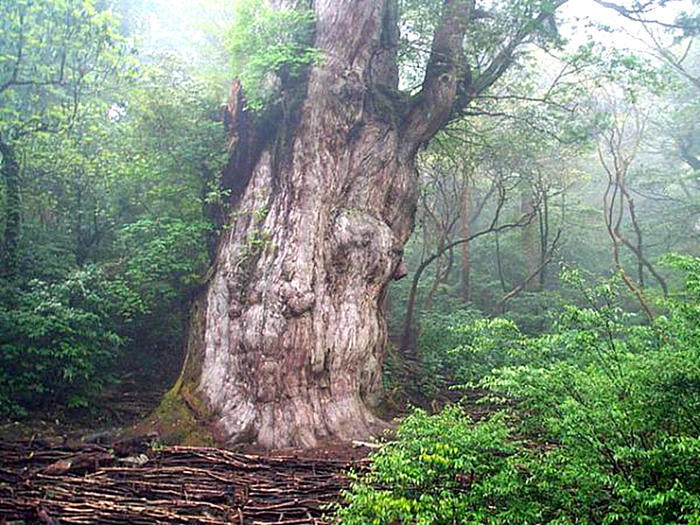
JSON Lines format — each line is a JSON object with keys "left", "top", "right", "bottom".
{"left": 1, "top": 0, "right": 696, "bottom": 463}
{"left": 0, "top": 0, "right": 126, "bottom": 277}
{"left": 0, "top": 2, "right": 227, "bottom": 416}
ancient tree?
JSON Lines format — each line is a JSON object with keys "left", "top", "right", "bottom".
{"left": 166, "top": 0, "right": 566, "bottom": 448}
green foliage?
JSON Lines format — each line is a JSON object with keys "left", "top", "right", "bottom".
{"left": 225, "top": 0, "right": 317, "bottom": 109}
{"left": 416, "top": 311, "right": 524, "bottom": 395}
{"left": 501, "top": 291, "right": 561, "bottom": 334}
{"left": 339, "top": 258, "right": 700, "bottom": 524}
{"left": 0, "top": 0, "right": 133, "bottom": 277}
{"left": 0, "top": 0, "right": 130, "bottom": 140}
{"left": 336, "top": 407, "right": 524, "bottom": 525}
{"left": 0, "top": 267, "right": 131, "bottom": 416}
{"left": 483, "top": 261, "right": 700, "bottom": 523}
{"left": 0, "top": 0, "right": 226, "bottom": 416}
{"left": 117, "top": 217, "right": 211, "bottom": 309}
{"left": 396, "top": 0, "right": 566, "bottom": 89}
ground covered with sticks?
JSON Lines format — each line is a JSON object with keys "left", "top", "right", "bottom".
{"left": 0, "top": 439, "right": 369, "bottom": 524}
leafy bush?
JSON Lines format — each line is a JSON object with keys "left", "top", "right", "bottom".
{"left": 502, "top": 290, "right": 562, "bottom": 335}
{"left": 336, "top": 406, "right": 527, "bottom": 525}
{"left": 415, "top": 309, "right": 478, "bottom": 395}
{"left": 117, "top": 217, "right": 211, "bottom": 309}
{"left": 338, "top": 257, "right": 700, "bottom": 524}
{"left": 0, "top": 218, "right": 211, "bottom": 418}
{"left": 226, "top": 0, "right": 318, "bottom": 109}
{"left": 416, "top": 310, "right": 525, "bottom": 395}
{"left": 0, "top": 267, "right": 134, "bottom": 416}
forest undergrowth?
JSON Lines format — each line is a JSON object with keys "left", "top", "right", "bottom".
{"left": 1, "top": 0, "right": 699, "bottom": 523}
{"left": 335, "top": 256, "right": 700, "bottom": 525}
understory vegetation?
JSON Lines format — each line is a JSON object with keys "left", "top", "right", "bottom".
{"left": 0, "top": 0, "right": 226, "bottom": 416}
{"left": 337, "top": 256, "right": 700, "bottom": 524}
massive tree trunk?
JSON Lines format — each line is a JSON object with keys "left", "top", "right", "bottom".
{"left": 166, "top": 0, "right": 433, "bottom": 449}
{"left": 157, "top": 0, "right": 564, "bottom": 449}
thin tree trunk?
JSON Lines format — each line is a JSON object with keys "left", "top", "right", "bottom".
{"left": 400, "top": 199, "right": 531, "bottom": 355}
{"left": 597, "top": 113, "right": 668, "bottom": 302}
{"left": 538, "top": 188, "right": 549, "bottom": 288}
{"left": 600, "top": 145, "right": 656, "bottom": 320}
{"left": 0, "top": 138, "right": 20, "bottom": 277}
{"left": 495, "top": 232, "right": 507, "bottom": 293}
{"left": 424, "top": 245, "right": 454, "bottom": 311}
{"left": 497, "top": 230, "right": 560, "bottom": 315}
{"left": 460, "top": 182, "right": 471, "bottom": 302}
{"left": 520, "top": 185, "right": 540, "bottom": 291}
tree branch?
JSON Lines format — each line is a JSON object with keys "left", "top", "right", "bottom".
{"left": 466, "top": 0, "right": 568, "bottom": 99}
{"left": 402, "top": 0, "right": 474, "bottom": 147}
{"left": 400, "top": 182, "right": 536, "bottom": 354}
{"left": 0, "top": 6, "right": 25, "bottom": 95}
{"left": 593, "top": 0, "right": 695, "bottom": 31}
{"left": 497, "top": 229, "right": 562, "bottom": 314}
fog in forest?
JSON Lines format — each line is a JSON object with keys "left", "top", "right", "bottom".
{"left": 1, "top": 0, "right": 698, "bottom": 523}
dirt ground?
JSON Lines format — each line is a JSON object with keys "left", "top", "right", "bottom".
{"left": 0, "top": 349, "right": 495, "bottom": 525}
{"left": 0, "top": 369, "right": 380, "bottom": 525}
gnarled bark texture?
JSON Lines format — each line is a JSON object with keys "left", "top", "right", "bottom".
{"left": 161, "top": 0, "right": 559, "bottom": 449}
{"left": 169, "top": 0, "right": 447, "bottom": 450}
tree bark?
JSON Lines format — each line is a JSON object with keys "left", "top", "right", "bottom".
{"left": 0, "top": 138, "right": 20, "bottom": 278}
{"left": 161, "top": 0, "right": 567, "bottom": 449}
{"left": 460, "top": 182, "right": 471, "bottom": 302}
{"left": 167, "top": 0, "right": 426, "bottom": 449}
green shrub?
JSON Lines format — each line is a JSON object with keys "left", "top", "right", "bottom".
{"left": 338, "top": 257, "right": 700, "bottom": 524}
{"left": 483, "top": 288, "right": 700, "bottom": 523}
{"left": 226, "top": 0, "right": 318, "bottom": 109}
{"left": 117, "top": 217, "right": 211, "bottom": 309}
{"left": 0, "top": 267, "right": 132, "bottom": 416}
{"left": 335, "top": 406, "right": 535, "bottom": 525}
{"left": 416, "top": 310, "right": 526, "bottom": 395}
{"left": 416, "top": 309, "right": 478, "bottom": 395}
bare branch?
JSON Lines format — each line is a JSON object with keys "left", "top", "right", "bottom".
{"left": 593, "top": 0, "right": 695, "bottom": 31}
{"left": 400, "top": 181, "right": 537, "bottom": 353}
{"left": 497, "top": 229, "right": 562, "bottom": 313}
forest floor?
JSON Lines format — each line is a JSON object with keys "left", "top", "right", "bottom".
{"left": 0, "top": 359, "right": 375, "bottom": 525}
{"left": 0, "top": 353, "right": 493, "bottom": 525}
{"left": 0, "top": 380, "right": 374, "bottom": 524}
{"left": 0, "top": 438, "right": 370, "bottom": 524}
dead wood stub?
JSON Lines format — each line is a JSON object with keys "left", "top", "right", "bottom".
{"left": 0, "top": 441, "right": 366, "bottom": 524}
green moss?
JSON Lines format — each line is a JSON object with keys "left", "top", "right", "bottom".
{"left": 132, "top": 289, "right": 216, "bottom": 446}
{"left": 371, "top": 85, "right": 410, "bottom": 126}
{"left": 143, "top": 378, "right": 216, "bottom": 446}
{"left": 227, "top": 0, "right": 318, "bottom": 111}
